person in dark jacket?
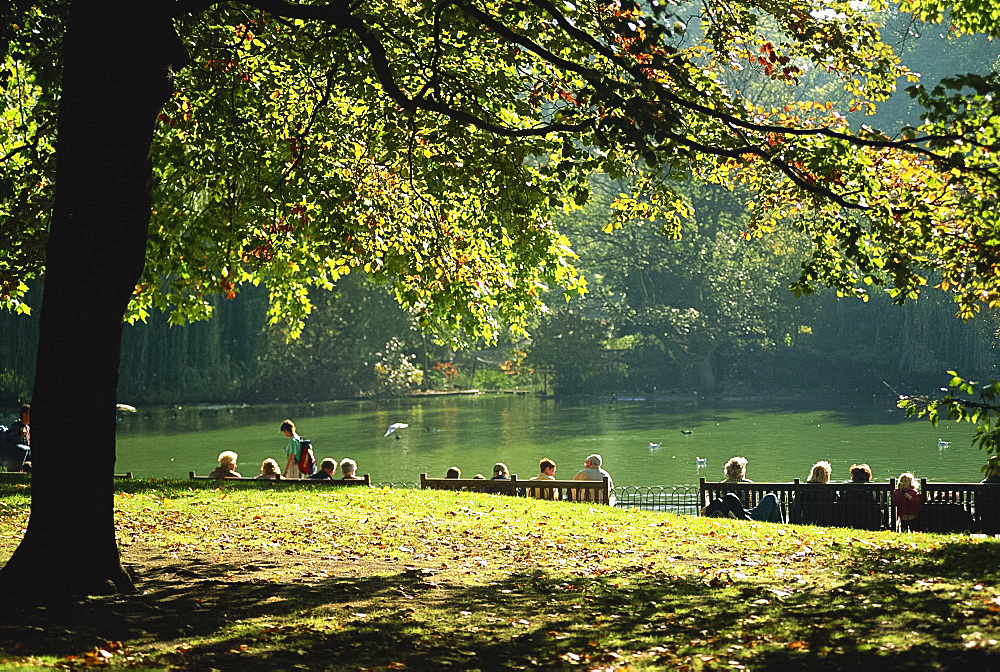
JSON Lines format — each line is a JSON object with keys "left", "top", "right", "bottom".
{"left": 839, "top": 463, "right": 882, "bottom": 530}
{"left": 308, "top": 458, "right": 337, "bottom": 480}
{"left": 491, "top": 462, "right": 510, "bottom": 480}
{"left": 790, "top": 461, "right": 835, "bottom": 525}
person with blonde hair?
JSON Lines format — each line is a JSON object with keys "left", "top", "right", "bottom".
{"left": 210, "top": 451, "right": 242, "bottom": 479}
{"left": 892, "top": 472, "right": 922, "bottom": 531}
{"left": 791, "top": 460, "right": 834, "bottom": 525}
{"left": 255, "top": 458, "right": 281, "bottom": 480}
{"left": 491, "top": 462, "right": 510, "bottom": 480}
{"left": 808, "top": 460, "right": 832, "bottom": 484}
{"left": 723, "top": 456, "right": 752, "bottom": 483}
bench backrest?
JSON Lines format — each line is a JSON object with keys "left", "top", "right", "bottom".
{"left": 920, "top": 480, "right": 999, "bottom": 534}
{"left": 189, "top": 472, "right": 371, "bottom": 486}
{"left": 699, "top": 478, "right": 896, "bottom": 530}
{"left": 419, "top": 473, "right": 612, "bottom": 505}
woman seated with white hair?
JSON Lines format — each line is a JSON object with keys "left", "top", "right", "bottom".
{"left": 209, "top": 450, "right": 242, "bottom": 479}
{"left": 340, "top": 457, "right": 363, "bottom": 481}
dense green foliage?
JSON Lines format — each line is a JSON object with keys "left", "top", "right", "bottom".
{"left": 3, "top": 0, "right": 1000, "bottom": 331}
{"left": 2, "top": 2, "right": 999, "bottom": 404}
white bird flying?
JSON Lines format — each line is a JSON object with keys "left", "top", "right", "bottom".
{"left": 384, "top": 423, "right": 409, "bottom": 438}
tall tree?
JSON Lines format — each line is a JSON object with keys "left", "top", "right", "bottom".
{"left": 0, "top": 0, "right": 186, "bottom": 594}
{"left": 2, "top": 0, "right": 999, "bottom": 595}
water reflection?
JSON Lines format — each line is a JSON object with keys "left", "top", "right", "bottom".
{"left": 114, "top": 395, "right": 979, "bottom": 486}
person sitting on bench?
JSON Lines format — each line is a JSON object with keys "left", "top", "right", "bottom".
{"left": 839, "top": 463, "right": 882, "bottom": 530}
{"left": 309, "top": 458, "right": 337, "bottom": 480}
{"left": 209, "top": 451, "right": 242, "bottom": 479}
{"left": 723, "top": 456, "right": 753, "bottom": 483}
{"left": 703, "top": 492, "right": 783, "bottom": 523}
{"left": 255, "top": 458, "right": 282, "bottom": 480}
{"left": 340, "top": 457, "right": 364, "bottom": 481}
{"left": 790, "top": 461, "right": 835, "bottom": 525}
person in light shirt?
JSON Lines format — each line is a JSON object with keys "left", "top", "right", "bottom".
{"left": 573, "top": 453, "right": 615, "bottom": 505}
{"left": 531, "top": 458, "right": 556, "bottom": 481}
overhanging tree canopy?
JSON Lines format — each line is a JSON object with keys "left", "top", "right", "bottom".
{"left": 4, "top": 0, "right": 1000, "bottom": 330}
{"left": 1, "top": 0, "right": 998, "bottom": 595}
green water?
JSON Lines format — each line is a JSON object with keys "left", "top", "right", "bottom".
{"left": 114, "top": 395, "right": 984, "bottom": 486}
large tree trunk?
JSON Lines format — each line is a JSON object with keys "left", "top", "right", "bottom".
{"left": 0, "top": 0, "right": 184, "bottom": 597}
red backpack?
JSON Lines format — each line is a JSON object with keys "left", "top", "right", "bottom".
{"left": 297, "top": 439, "right": 316, "bottom": 476}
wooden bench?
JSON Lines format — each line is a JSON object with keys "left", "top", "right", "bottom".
{"left": 699, "top": 478, "right": 896, "bottom": 530}
{"left": 419, "top": 473, "right": 613, "bottom": 505}
{"left": 919, "top": 480, "right": 999, "bottom": 534}
{"left": 189, "top": 472, "right": 371, "bottom": 486}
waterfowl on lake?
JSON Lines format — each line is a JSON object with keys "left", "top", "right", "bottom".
{"left": 695, "top": 456, "right": 707, "bottom": 466}
{"left": 938, "top": 438, "right": 951, "bottom": 448}
{"left": 681, "top": 429, "right": 693, "bottom": 435}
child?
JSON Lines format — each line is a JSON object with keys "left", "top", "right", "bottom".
{"left": 280, "top": 419, "right": 303, "bottom": 479}
{"left": 892, "top": 472, "right": 922, "bottom": 532}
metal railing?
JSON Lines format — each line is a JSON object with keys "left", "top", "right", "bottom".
{"left": 374, "top": 482, "right": 419, "bottom": 490}
{"left": 613, "top": 485, "right": 700, "bottom": 515}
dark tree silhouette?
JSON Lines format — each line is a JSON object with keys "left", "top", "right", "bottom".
{"left": 0, "top": 0, "right": 185, "bottom": 595}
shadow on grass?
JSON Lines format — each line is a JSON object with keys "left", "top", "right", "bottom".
{"left": 2, "top": 536, "right": 999, "bottom": 669}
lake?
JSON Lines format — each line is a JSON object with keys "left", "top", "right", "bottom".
{"left": 114, "top": 394, "right": 985, "bottom": 486}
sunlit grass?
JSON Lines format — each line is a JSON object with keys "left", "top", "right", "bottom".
{"left": 1, "top": 479, "right": 998, "bottom": 669}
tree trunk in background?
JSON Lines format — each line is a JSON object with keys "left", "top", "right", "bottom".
{"left": 0, "top": 0, "right": 185, "bottom": 597}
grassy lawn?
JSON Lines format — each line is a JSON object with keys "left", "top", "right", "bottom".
{"left": 0, "top": 479, "right": 999, "bottom": 670}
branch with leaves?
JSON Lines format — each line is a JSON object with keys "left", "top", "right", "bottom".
{"left": 898, "top": 372, "right": 1000, "bottom": 473}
